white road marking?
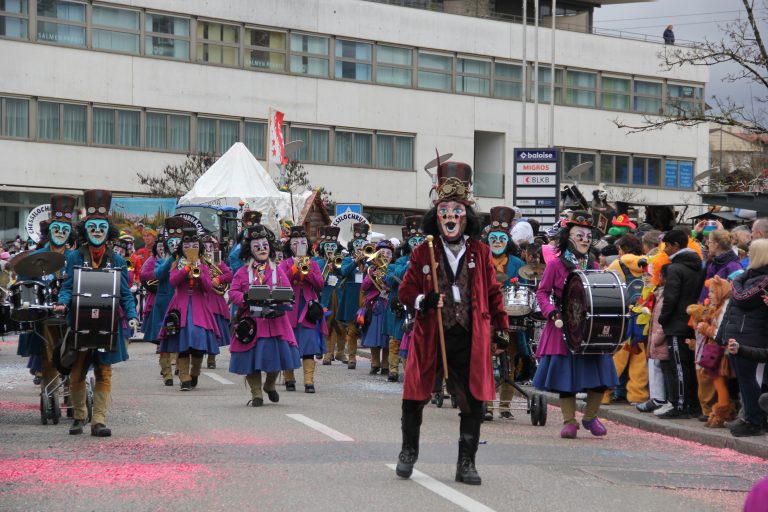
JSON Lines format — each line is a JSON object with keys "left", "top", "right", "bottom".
{"left": 386, "top": 464, "right": 496, "bottom": 512}
{"left": 202, "top": 372, "right": 234, "bottom": 385}
{"left": 286, "top": 413, "right": 354, "bottom": 442}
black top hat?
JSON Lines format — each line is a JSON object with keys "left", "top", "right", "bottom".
{"left": 82, "top": 189, "right": 112, "bottom": 220}
{"left": 352, "top": 222, "right": 369, "bottom": 240}
{"left": 488, "top": 207, "right": 515, "bottom": 232}
{"left": 49, "top": 194, "right": 77, "bottom": 224}
{"left": 245, "top": 224, "right": 270, "bottom": 241}
{"left": 242, "top": 210, "right": 262, "bottom": 228}
{"left": 563, "top": 211, "right": 595, "bottom": 229}
{"left": 288, "top": 225, "right": 307, "bottom": 238}
{"left": 402, "top": 215, "right": 424, "bottom": 241}
{"left": 435, "top": 161, "right": 473, "bottom": 205}
{"left": 181, "top": 227, "right": 199, "bottom": 243}
{"left": 319, "top": 226, "right": 341, "bottom": 243}
{"left": 164, "top": 216, "right": 192, "bottom": 238}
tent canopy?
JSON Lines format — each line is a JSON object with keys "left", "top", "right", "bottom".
{"left": 178, "top": 142, "right": 309, "bottom": 232}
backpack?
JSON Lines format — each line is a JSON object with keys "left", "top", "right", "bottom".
{"left": 619, "top": 260, "right": 644, "bottom": 306}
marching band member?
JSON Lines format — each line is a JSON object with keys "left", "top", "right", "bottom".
{"left": 141, "top": 230, "right": 175, "bottom": 385}
{"left": 54, "top": 189, "right": 139, "bottom": 437}
{"left": 16, "top": 194, "right": 77, "bottom": 404}
{"left": 315, "top": 226, "right": 347, "bottom": 365}
{"left": 361, "top": 240, "right": 395, "bottom": 374}
{"left": 228, "top": 211, "right": 263, "bottom": 281}
{"left": 159, "top": 227, "right": 222, "bottom": 391}
{"left": 228, "top": 224, "right": 301, "bottom": 406}
{"left": 203, "top": 234, "right": 233, "bottom": 369}
{"left": 384, "top": 216, "right": 424, "bottom": 382}
{"left": 279, "top": 226, "right": 327, "bottom": 393}
{"left": 337, "top": 223, "right": 370, "bottom": 370}
{"left": 395, "top": 162, "right": 509, "bottom": 485}
{"left": 532, "top": 212, "right": 619, "bottom": 438}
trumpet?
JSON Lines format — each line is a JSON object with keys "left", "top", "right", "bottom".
{"left": 362, "top": 243, "right": 376, "bottom": 257}
{"left": 366, "top": 249, "right": 390, "bottom": 293}
{"left": 321, "top": 255, "right": 344, "bottom": 281}
{"left": 126, "top": 259, "right": 134, "bottom": 272}
{"left": 190, "top": 263, "right": 201, "bottom": 279}
{"left": 205, "top": 256, "right": 229, "bottom": 295}
{"left": 296, "top": 256, "right": 311, "bottom": 276}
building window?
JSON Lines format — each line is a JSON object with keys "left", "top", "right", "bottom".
{"left": 1, "top": 96, "right": 28, "bottom": 137}
{"left": 219, "top": 119, "right": 238, "bottom": 153}
{"left": 0, "top": 0, "right": 28, "bottom": 40}
{"left": 93, "top": 107, "right": 139, "bottom": 147}
{"left": 456, "top": 57, "right": 490, "bottom": 96}
{"left": 335, "top": 130, "right": 372, "bottom": 166}
{"left": 244, "top": 120, "right": 266, "bottom": 159}
{"left": 376, "top": 134, "right": 413, "bottom": 170}
{"left": 196, "top": 21, "right": 239, "bottom": 66}
{"left": 494, "top": 62, "right": 522, "bottom": 100}
{"left": 288, "top": 126, "right": 329, "bottom": 163}
{"left": 36, "top": 0, "right": 85, "bottom": 46}
{"left": 145, "top": 12, "right": 190, "bottom": 60}
{"left": 564, "top": 70, "right": 596, "bottom": 107}
{"left": 664, "top": 159, "right": 695, "bottom": 189}
{"left": 37, "top": 101, "right": 86, "bottom": 143}
{"left": 417, "top": 51, "right": 452, "bottom": 91}
{"left": 601, "top": 76, "right": 630, "bottom": 111}
{"left": 367, "top": 209, "right": 405, "bottom": 225}
{"left": 146, "top": 112, "right": 189, "bottom": 152}
{"left": 376, "top": 44, "right": 412, "bottom": 86}
{"left": 197, "top": 116, "right": 238, "bottom": 154}
{"left": 535, "top": 67, "right": 563, "bottom": 103}
{"left": 91, "top": 4, "right": 139, "bottom": 54}
{"left": 245, "top": 27, "right": 286, "bottom": 71}
{"left": 633, "top": 80, "right": 662, "bottom": 114}
{"left": 600, "top": 153, "right": 630, "bottom": 185}
{"left": 562, "top": 151, "right": 596, "bottom": 183}
{"left": 289, "top": 33, "right": 329, "bottom": 77}
{"left": 630, "top": 156, "right": 663, "bottom": 187}
{"left": 666, "top": 84, "right": 703, "bottom": 116}
{"left": 335, "top": 39, "right": 372, "bottom": 81}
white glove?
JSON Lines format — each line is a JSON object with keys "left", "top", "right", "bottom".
{"left": 130, "top": 285, "right": 138, "bottom": 293}
{"left": 128, "top": 318, "right": 140, "bottom": 334}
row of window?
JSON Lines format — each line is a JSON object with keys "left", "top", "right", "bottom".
{"left": 0, "top": 0, "right": 704, "bottom": 115}
{"left": 0, "top": 95, "right": 415, "bottom": 170}
{"left": 563, "top": 151, "right": 695, "bottom": 190}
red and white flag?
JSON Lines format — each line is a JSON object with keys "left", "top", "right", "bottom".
{"left": 268, "top": 108, "right": 285, "bottom": 166}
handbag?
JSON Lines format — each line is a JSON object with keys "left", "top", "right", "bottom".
{"left": 306, "top": 300, "right": 324, "bottom": 323}
{"left": 234, "top": 317, "right": 257, "bottom": 344}
{"left": 697, "top": 342, "right": 724, "bottom": 372}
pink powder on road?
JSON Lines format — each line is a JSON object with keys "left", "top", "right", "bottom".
{"left": 0, "top": 401, "right": 38, "bottom": 411}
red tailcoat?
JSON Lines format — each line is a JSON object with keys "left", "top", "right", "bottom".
{"left": 398, "top": 238, "right": 508, "bottom": 401}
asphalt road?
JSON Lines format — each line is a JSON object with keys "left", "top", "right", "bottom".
{"left": 1, "top": 338, "right": 765, "bottom": 512}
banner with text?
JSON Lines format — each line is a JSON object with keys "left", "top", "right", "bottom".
{"left": 513, "top": 148, "right": 560, "bottom": 225}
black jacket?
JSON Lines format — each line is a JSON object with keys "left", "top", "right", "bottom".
{"left": 719, "top": 266, "right": 768, "bottom": 348}
{"left": 736, "top": 344, "right": 768, "bottom": 363}
{"left": 659, "top": 249, "right": 704, "bottom": 337}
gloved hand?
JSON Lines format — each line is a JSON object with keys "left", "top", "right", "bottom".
{"left": 130, "top": 284, "right": 138, "bottom": 293}
{"left": 128, "top": 318, "right": 140, "bottom": 334}
{"left": 421, "top": 291, "right": 443, "bottom": 310}
{"left": 493, "top": 330, "right": 510, "bottom": 350}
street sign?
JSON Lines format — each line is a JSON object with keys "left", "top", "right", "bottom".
{"left": 25, "top": 203, "right": 50, "bottom": 243}
{"left": 335, "top": 203, "right": 363, "bottom": 216}
{"left": 513, "top": 148, "right": 560, "bottom": 224}
{"left": 331, "top": 205, "right": 367, "bottom": 246}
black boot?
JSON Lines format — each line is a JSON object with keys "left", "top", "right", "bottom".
{"left": 91, "top": 423, "right": 112, "bottom": 437}
{"left": 69, "top": 419, "right": 84, "bottom": 435}
{"left": 455, "top": 414, "right": 482, "bottom": 485}
{"left": 395, "top": 402, "right": 423, "bottom": 479}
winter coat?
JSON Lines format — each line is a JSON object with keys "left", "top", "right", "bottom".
{"left": 648, "top": 287, "right": 668, "bottom": 360}
{"left": 718, "top": 266, "right": 768, "bottom": 348}
{"left": 735, "top": 344, "right": 768, "bottom": 363}
{"left": 659, "top": 248, "right": 704, "bottom": 338}
{"left": 278, "top": 257, "right": 328, "bottom": 334}
{"left": 698, "top": 250, "right": 743, "bottom": 303}
{"left": 159, "top": 261, "right": 221, "bottom": 339}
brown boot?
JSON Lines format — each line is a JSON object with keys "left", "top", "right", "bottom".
{"left": 706, "top": 403, "right": 736, "bottom": 428}
{"left": 303, "top": 359, "right": 316, "bottom": 394}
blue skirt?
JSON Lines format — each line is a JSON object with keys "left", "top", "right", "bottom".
{"left": 229, "top": 337, "right": 301, "bottom": 374}
{"left": 215, "top": 314, "right": 231, "bottom": 347}
{"left": 361, "top": 300, "right": 388, "bottom": 349}
{"left": 159, "top": 299, "right": 220, "bottom": 355}
{"left": 17, "top": 330, "right": 43, "bottom": 357}
{"left": 295, "top": 325, "right": 325, "bottom": 357}
{"left": 532, "top": 352, "right": 619, "bottom": 394}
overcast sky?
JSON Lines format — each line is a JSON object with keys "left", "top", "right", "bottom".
{"left": 592, "top": 0, "right": 764, "bottom": 111}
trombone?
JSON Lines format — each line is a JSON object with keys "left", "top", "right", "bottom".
{"left": 321, "top": 255, "right": 343, "bottom": 281}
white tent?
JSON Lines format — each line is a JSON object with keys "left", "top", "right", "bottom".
{"left": 178, "top": 142, "right": 309, "bottom": 233}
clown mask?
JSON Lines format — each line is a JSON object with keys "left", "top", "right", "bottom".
{"left": 49, "top": 221, "right": 71, "bottom": 247}
{"left": 437, "top": 201, "right": 466, "bottom": 242}
{"left": 182, "top": 241, "right": 199, "bottom": 260}
{"left": 113, "top": 246, "right": 125, "bottom": 257}
{"left": 84, "top": 219, "right": 109, "bottom": 247}
{"left": 378, "top": 248, "right": 393, "bottom": 264}
{"left": 167, "top": 237, "right": 181, "bottom": 254}
{"left": 250, "top": 238, "right": 271, "bottom": 262}
{"left": 488, "top": 231, "right": 509, "bottom": 256}
{"left": 323, "top": 242, "right": 337, "bottom": 258}
{"left": 408, "top": 236, "right": 425, "bottom": 250}
{"left": 204, "top": 241, "right": 216, "bottom": 257}
{"left": 569, "top": 226, "right": 593, "bottom": 256}
{"left": 290, "top": 237, "right": 308, "bottom": 257}
{"left": 352, "top": 238, "right": 366, "bottom": 254}
{"left": 156, "top": 241, "right": 166, "bottom": 259}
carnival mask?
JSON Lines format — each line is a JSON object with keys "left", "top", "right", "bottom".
{"left": 167, "top": 237, "right": 181, "bottom": 254}
{"left": 408, "top": 236, "right": 425, "bottom": 249}
{"left": 156, "top": 241, "right": 166, "bottom": 259}
{"left": 250, "top": 238, "right": 271, "bottom": 261}
{"left": 113, "top": 246, "right": 125, "bottom": 257}
{"left": 569, "top": 226, "right": 593, "bottom": 256}
{"left": 352, "top": 238, "right": 366, "bottom": 253}
{"left": 488, "top": 232, "right": 509, "bottom": 256}
{"left": 290, "top": 237, "right": 308, "bottom": 257}
{"left": 274, "top": 250, "right": 285, "bottom": 264}
{"left": 598, "top": 190, "right": 607, "bottom": 201}
{"left": 437, "top": 201, "right": 466, "bottom": 242}
{"left": 379, "top": 248, "right": 393, "bottom": 264}
{"left": 324, "top": 242, "right": 337, "bottom": 258}
{"left": 204, "top": 242, "right": 215, "bottom": 256}
{"left": 182, "top": 241, "right": 199, "bottom": 259}
{"left": 49, "top": 221, "right": 71, "bottom": 247}
{"left": 84, "top": 219, "right": 109, "bottom": 247}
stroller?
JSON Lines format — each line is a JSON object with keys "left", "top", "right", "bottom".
{"left": 40, "top": 374, "right": 93, "bottom": 425}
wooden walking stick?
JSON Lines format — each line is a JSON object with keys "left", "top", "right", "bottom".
{"left": 425, "top": 235, "right": 448, "bottom": 382}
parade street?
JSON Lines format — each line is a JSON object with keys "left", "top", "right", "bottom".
{"left": 0, "top": 338, "right": 763, "bottom": 512}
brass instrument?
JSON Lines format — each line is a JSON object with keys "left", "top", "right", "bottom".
{"left": 362, "top": 243, "right": 376, "bottom": 257}
{"left": 183, "top": 247, "right": 201, "bottom": 279}
{"left": 296, "top": 256, "right": 311, "bottom": 276}
{"left": 126, "top": 259, "right": 134, "bottom": 272}
{"left": 366, "top": 249, "right": 389, "bottom": 293}
{"left": 321, "top": 255, "right": 344, "bottom": 281}
{"left": 355, "top": 243, "right": 376, "bottom": 272}
{"left": 205, "top": 256, "right": 229, "bottom": 296}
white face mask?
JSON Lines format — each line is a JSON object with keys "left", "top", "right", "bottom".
{"left": 437, "top": 201, "right": 467, "bottom": 242}
{"left": 569, "top": 226, "right": 593, "bottom": 255}
{"left": 250, "top": 238, "right": 270, "bottom": 261}
{"left": 290, "top": 237, "right": 308, "bottom": 257}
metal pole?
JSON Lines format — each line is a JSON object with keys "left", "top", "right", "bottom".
{"left": 534, "top": 0, "right": 539, "bottom": 147}
{"left": 549, "top": 0, "right": 556, "bottom": 147}
{"left": 522, "top": 0, "right": 527, "bottom": 148}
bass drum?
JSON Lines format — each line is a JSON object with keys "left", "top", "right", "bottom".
{"left": 562, "top": 270, "right": 628, "bottom": 355}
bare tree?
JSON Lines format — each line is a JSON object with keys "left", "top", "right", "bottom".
{"left": 279, "top": 159, "right": 334, "bottom": 211}
{"left": 606, "top": 187, "right": 646, "bottom": 204}
{"left": 614, "top": 0, "right": 767, "bottom": 135}
{"left": 136, "top": 153, "right": 217, "bottom": 197}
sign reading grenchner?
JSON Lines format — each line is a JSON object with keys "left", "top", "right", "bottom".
{"left": 513, "top": 148, "right": 560, "bottom": 225}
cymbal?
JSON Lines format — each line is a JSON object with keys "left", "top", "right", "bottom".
{"left": 11, "top": 252, "right": 66, "bottom": 278}
{"left": 6, "top": 251, "right": 31, "bottom": 272}
{"left": 519, "top": 264, "right": 545, "bottom": 281}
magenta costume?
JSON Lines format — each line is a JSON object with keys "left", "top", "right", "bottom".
{"left": 140, "top": 257, "right": 157, "bottom": 323}
{"left": 228, "top": 262, "right": 301, "bottom": 374}
{"left": 278, "top": 257, "right": 327, "bottom": 357}
{"left": 211, "top": 260, "right": 233, "bottom": 346}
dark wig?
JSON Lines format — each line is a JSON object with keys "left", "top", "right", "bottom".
{"left": 283, "top": 236, "right": 315, "bottom": 258}
{"left": 557, "top": 224, "right": 598, "bottom": 260}
{"left": 422, "top": 204, "right": 482, "bottom": 239}
{"left": 151, "top": 237, "right": 169, "bottom": 258}
{"left": 239, "top": 237, "right": 277, "bottom": 262}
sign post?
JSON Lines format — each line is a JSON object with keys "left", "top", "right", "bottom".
{"left": 25, "top": 203, "right": 51, "bottom": 243}
{"left": 513, "top": 148, "right": 560, "bottom": 225}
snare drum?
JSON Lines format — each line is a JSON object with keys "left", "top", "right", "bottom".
{"left": 69, "top": 267, "right": 120, "bottom": 351}
{"left": 9, "top": 280, "right": 50, "bottom": 323}
{"left": 504, "top": 286, "right": 532, "bottom": 317}
{"left": 561, "top": 270, "right": 628, "bottom": 355}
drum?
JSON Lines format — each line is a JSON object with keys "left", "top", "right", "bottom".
{"left": 9, "top": 280, "right": 50, "bottom": 323}
{"left": 561, "top": 270, "right": 628, "bottom": 355}
{"left": 504, "top": 286, "right": 532, "bottom": 317}
{"left": 69, "top": 267, "right": 120, "bottom": 351}
{"left": 528, "top": 289, "right": 546, "bottom": 320}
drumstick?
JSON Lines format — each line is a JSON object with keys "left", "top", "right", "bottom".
{"left": 425, "top": 236, "right": 448, "bottom": 382}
